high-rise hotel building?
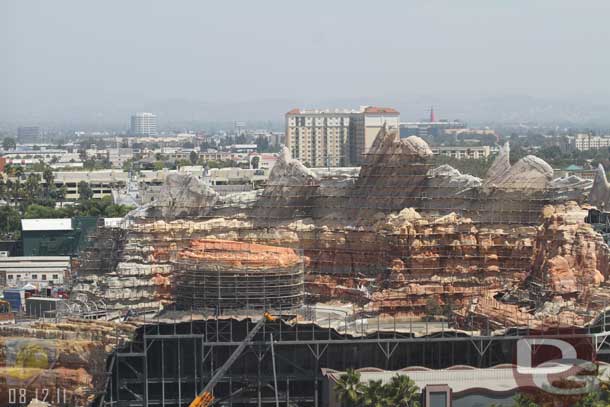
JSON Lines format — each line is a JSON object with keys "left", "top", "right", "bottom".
{"left": 285, "top": 109, "right": 354, "bottom": 167}
{"left": 285, "top": 106, "right": 399, "bottom": 167}
{"left": 130, "top": 112, "right": 158, "bottom": 136}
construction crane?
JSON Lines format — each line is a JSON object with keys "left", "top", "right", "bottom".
{"left": 188, "top": 312, "right": 277, "bottom": 407}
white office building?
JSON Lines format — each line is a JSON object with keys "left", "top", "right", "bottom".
{"left": 0, "top": 256, "right": 70, "bottom": 288}
{"left": 568, "top": 133, "right": 610, "bottom": 151}
{"left": 130, "top": 113, "right": 158, "bottom": 136}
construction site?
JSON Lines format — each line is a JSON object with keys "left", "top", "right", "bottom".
{"left": 3, "top": 128, "right": 610, "bottom": 406}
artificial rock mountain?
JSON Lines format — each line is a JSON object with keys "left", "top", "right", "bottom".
{"left": 73, "top": 128, "right": 609, "bottom": 324}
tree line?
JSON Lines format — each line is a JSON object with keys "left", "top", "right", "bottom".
{"left": 334, "top": 369, "right": 420, "bottom": 407}
{"left": 0, "top": 164, "right": 133, "bottom": 239}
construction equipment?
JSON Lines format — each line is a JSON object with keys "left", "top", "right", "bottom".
{"left": 188, "top": 312, "right": 277, "bottom": 407}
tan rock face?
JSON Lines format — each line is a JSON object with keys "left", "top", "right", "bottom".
{"left": 77, "top": 197, "right": 609, "bottom": 319}
{"left": 589, "top": 164, "right": 610, "bottom": 209}
{"left": 531, "top": 206, "right": 609, "bottom": 295}
{"left": 546, "top": 256, "right": 577, "bottom": 293}
{"left": 74, "top": 130, "right": 609, "bottom": 319}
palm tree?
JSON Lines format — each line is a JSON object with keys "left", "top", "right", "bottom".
{"left": 361, "top": 379, "right": 390, "bottom": 407}
{"left": 42, "top": 167, "right": 54, "bottom": 189}
{"left": 386, "top": 374, "right": 420, "bottom": 407}
{"left": 14, "top": 165, "right": 24, "bottom": 180}
{"left": 335, "top": 368, "right": 364, "bottom": 407}
{"left": 5, "top": 179, "right": 14, "bottom": 202}
{"left": 4, "top": 163, "right": 14, "bottom": 176}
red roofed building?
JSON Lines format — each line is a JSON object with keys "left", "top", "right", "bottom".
{"left": 363, "top": 106, "right": 400, "bottom": 114}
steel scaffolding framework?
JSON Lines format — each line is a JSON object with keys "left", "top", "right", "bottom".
{"left": 174, "top": 260, "right": 305, "bottom": 312}
{"left": 102, "top": 308, "right": 610, "bottom": 407}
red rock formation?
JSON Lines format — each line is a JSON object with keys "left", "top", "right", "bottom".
{"left": 530, "top": 205, "right": 609, "bottom": 296}
{"left": 179, "top": 239, "right": 302, "bottom": 268}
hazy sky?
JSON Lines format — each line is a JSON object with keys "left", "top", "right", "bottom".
{"left": 2, "top": 0, "right": 610, "bottom": 125}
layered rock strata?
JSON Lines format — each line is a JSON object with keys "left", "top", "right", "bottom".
{"left": 73, "top": 129, "right": 610, "bottom": 323}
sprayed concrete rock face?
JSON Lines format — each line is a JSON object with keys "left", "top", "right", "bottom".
{"left": 484, "top": 142, "right": 511, "bottom": 187}
{"left": 75, "top": 129, "right": 610, "bottom": 325}
{"left": 589, "top": 164, "right": 610, "bottom": 209}
{"left": 549, "top": 175, "right": 593, "bottom": 202}
{"left": 401, "top": 135, "right": 434, "bottom": 158}
{"left": 252, "top": 147, "right": 320, "bottom": 220}
{"left": 489, "top": 155, "right": 554, "bottom": 190}
{"left": 269, "top": 147, "right": 319, "bottom": 185}
{"left": 129, "top": 172, "right": 219, "bottom": 219}
{"left": 365, "top": 130, "right": 433, "bottom": 163}
{"left": 427, "top": 164, "right": 482, "bottom": 191}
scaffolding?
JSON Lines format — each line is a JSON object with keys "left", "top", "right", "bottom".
{"left": 174, "top": 260, "right": 305, "bottom": 313}
{"left": 102, "top": 308, "right": 610, "bottom": 407}
{"left": 69, "top": 134, "right": 610, "bottom": 406}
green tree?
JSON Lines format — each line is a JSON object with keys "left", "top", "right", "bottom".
{"left": 176, "top": 159, "right": 192, "bottom": 168}
{"left": 361, "top": 379, "right": 390, "bottom": 407}
{"left": 335, "top": 369, "right": 364, "bottom": 407}
{"left": 50, "top": 185, "right": 67, "bottom": 202}
{"left": 4, "top": 163, "right": 14, "bottom": 176}
{"left": 122, "top": 158, "right": 135, "bottom": 171}
{"left": 14, "top": 166, "right": 24, "bottom": 179}
{"left": 507, "top": 394, "right": 540, "bottom": 407}
{"left": 24, "top": 204, "right": 67, "bottom": 219}
{"left": 42, "top": 167, "right": 55, "bottom": 193}
{"left": 385, "top": 374, "right": 420, "bottom": 407}
{"left": 2, "top": 137, "right": 16, "bottom": 150}
{"left": 0, "top": 206, "right": 21, "bottom": 238}
{"left": 23, "top": 173, "right": 42, "bottom": 205}
{"left": 189, "top": 150, "right": 199, "bottom": 165}
{"left": 78, "top": 181, "right": 94, "bottom": 200}
{"left": 103, "top": 203, "right": 134, "bottom": 217}
{"left": 4, "top": 179, "right": 15, "bottom": 202}
{"left": 424, "top": 296, "right": 442, "bottom": 321}
{"left": 255, "top": 135, "right": 270, "bottom": 152}
{"left": 204, "top": 160, "right": 235, "bottom": 169}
